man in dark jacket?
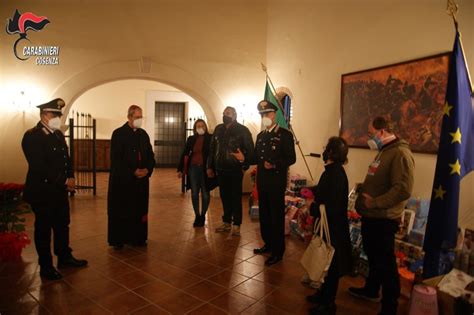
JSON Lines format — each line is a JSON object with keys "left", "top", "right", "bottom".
{"left": 249, "top": 100, "right": 296, "bottom": 266}
{"left": 22, "top": 98, "right": 88, "bottom": 280}
{"left": 107, "top": 105, "right": 155, "bottom": 249}
{"left": 207, "top": 106, "right": 254, "bottom": 236}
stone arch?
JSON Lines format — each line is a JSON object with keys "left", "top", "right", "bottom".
{"left": 51, "top": 60, "right": 222, "bottom": 127}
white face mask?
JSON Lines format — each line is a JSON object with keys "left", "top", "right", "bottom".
{"left": 196, "top": 128, "right": 205, "bottom": 135}
{"left": 48, "top": 117, "right": 61, "bottom": 131}
{"left": 262, "top": 117, "right": 273, "bottom": 128}
{"left": 133, "top": 118, "right": 142, "bottom": 129}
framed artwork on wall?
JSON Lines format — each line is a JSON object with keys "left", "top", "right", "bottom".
{"left": 340, "top": 52, "right": 450, "bottom": 154}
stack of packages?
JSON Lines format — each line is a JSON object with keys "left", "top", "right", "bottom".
{"left": 285, "top": 175, "right": 315, "bottom": 241}
{"left": 453, "top": 228, "right": 474, "bottom": 276}
{"left": 394, "top": 198, "right": 430, "bottom": 282}
{"left": 346, "top": 184, "right": 368, "bottom": 276}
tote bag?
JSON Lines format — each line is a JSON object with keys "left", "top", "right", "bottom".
{"left": 300, "top": 205, "right": 335, "bottom": 283}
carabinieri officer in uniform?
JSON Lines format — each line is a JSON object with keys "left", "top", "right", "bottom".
{"left": 22, "top": 98, "right": 88, "bottom": 280}
{"left": 234, "top": 99, "right": 296, "bottom": 265}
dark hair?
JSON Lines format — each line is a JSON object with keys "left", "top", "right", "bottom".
{"left": 325, "top": 136, "right": 348, "bottom": 164}
{"left": 192, "top": 119, "right": 208, "bottom": 135}
{"left": 372, "top": 116, "right": 393, "bottom": 132}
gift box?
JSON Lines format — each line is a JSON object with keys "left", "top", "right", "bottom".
{"left": 249, "top": 206, "right": 259, "bottom": 220}
{"left": 408, "top": 229, "right": 426, "bottom": 247}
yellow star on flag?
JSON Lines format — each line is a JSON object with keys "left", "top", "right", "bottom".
{"left": 434, "top": 184, "right": 446, "bottom": 200}
{"left": 449, "top": 159, "right": 461, "bottom": 175}
{"left": 443, "top": 102, "right": 453, "bottom": 117}
{"left": 450, "top": 127, "right": 462, "bottom": 144}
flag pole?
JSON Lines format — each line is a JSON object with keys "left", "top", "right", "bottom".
{"left": 447, "top": 0, "right": 473, "bottom": 93}
{"left": 261, "top": 63, "right": 314, "bottom": 181}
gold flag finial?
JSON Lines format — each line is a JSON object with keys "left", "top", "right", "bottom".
{"left": 261, "top": 62, "right": 267, "bottom": 73}
{"left": 447, "top": 0, "right": 459, "bottom": 30}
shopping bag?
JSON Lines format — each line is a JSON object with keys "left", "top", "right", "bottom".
{"left": 300, "top": 205, "right": 335, "bottom": 283}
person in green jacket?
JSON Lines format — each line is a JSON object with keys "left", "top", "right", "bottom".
{"left": 349, "top": 116, "right": 414, "bottom": 315}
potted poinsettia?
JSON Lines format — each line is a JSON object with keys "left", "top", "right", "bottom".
{"left": 0, "top": 183, "right": 31, "bottom": 261}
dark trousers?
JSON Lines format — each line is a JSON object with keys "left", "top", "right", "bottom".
{"left": 217, "top": 170, "right": 243, "bottom": 226}
{"left": 188, "top": 165, "right": 210, "bottom": 217}
{"left": 32, "top": 203, "right": 72, "bottom": 267}
{"left": 258, "top": 189, "right": 285, "bottom": 257}
{"left": 361, "top": 217, "right": 400, "bottom": 313}
{"left": 319, "top": 254, "right": 340, "bottom": 305}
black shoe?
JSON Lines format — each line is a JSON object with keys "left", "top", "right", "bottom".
{"left": 57, "top": 255, "right": 88, "bottom": 269}
{"left": 198, "top": 215, "right": 205, "bottom": 227}
{"left": 309, "top": 302, "right": 336, "bottom": 315}
{"left": 265, "top": 256, "right": 282, "bottom": 266}
{"left": 348, "top": 286, "right": 380, "bottom": 302}
{"left": 40, "top": 266, "right": 62, "bottom": 280}
{"left": 306, "top": 292, "right": 323, "bottom": 304}
{"left": 253, "top": 245, "right": 270, "bottom": 254}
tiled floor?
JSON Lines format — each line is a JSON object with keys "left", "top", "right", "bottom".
{"left": 0, "top": 170, "right": 409, "bottom": 314}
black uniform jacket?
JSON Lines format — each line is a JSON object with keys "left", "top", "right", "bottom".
{"left": 22, "top": 122, "right": 73, "bottom": 207}
{"left": 253, "top": 125, "right": 296, "bottom": 192}
{"left": 177, "top": 133, "right": 217, "bottom": 191}
{"left": 207, "top": 122, "right": 255, "bottom": 172}
{"left": 311, "top": 162, "right": 353, "bottom": 276}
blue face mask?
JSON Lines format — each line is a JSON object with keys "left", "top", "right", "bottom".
{"left": 367, "top": 135, "right": 383, "bottom": 150}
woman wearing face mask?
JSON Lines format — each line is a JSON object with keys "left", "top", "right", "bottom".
{"left": 307, "top": 136, "right": 353, "bottom": 315}
{"left": 177, "top": 119, "right": 215, "bottom": 227}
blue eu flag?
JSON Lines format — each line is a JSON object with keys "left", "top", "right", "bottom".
{"left": 423, "top": 32, "right": 474, "bottom": 278}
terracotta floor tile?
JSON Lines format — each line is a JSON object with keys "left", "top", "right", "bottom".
{"left": 2, "top": 171, "right": 409, "bottom": 315}
{"left": 132, "top": 280, "right": 178, "bottom": 303}
{"left": 94, "top": 259, "right": 138, "bottom": 277}
{"left": 209, "top": 290, "right": 257, "bottom": 314}
{"left": 94, "top": 291, "right": 149, "bottom": 314}
{"left": 263, "top": 287, "right": 312, "bottom": 313}
{"left": 207, "top": 270, "right": 249, "bottom": 289}
{"left": 130, "top": 304, "right": 170, "bottom": 314}
{"left": 232, "top": 278, "right": 276, "bottom": 300}
{"left": 252, "top": 269, "right": 295, "bottom": 287}
{"left": 112, "top": 270, "right": 157, "bottom": 289}
{"left": 0, "top": 292, "right": 42, "bottom": 313}
{"left": 204, "top": 255, "right": 243, "bottom": 268}
{"left": 240, "top": 302, "right": 291, "bottom": 315}
{"left": 229, "top": 261, "right": 264, "bottom": 278}
{"left": 79, "top": 278, "right": 128, "bottom": 300}
{"left": 187, "top": 303, "right": 229, "bottom": 315}
{"left": 153, "top": 290, "right": 204, "bottom": 314}
{"left": 245, "top": 254, "right": 268, "bottom": 266}
{"left": 161, "top": 270, "right": 203, "bottom": 288}
{"left": 185, "top": 261, "right": 224, "bottom": 278}
{"left": 62, "top": 268, "right": 108, "bottom": 289}
{"left": 184, "top": 280, "right": 228, "bottom": 301}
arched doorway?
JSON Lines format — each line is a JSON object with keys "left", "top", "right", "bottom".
{"left": 69, "top": 79, "right": 207, "bottom": 169}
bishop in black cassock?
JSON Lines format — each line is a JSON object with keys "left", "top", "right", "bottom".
{"left": 107, "top": 105, "right": 155, "bottom": 249}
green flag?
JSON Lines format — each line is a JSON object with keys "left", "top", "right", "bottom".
{"left": 264, "top": 80, "right": 288, "bottom": 128}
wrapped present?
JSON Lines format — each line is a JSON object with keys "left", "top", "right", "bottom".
{"left": 349, "top": 223, "right": 362, "bottom": 248}
{"left": 408, "top": 229, "right": 426, "bottom": 247}
{"left": 285, "top": 205, "right": 299, "bottom": 235}
{"left": 290, "top": 219, "right": 305, "bottom": 239}
{"left": 249, "top": 206, "right": 259, "bottom": 220}
{"left": 289, "top": 174, "right": 307, "bottom": 195}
